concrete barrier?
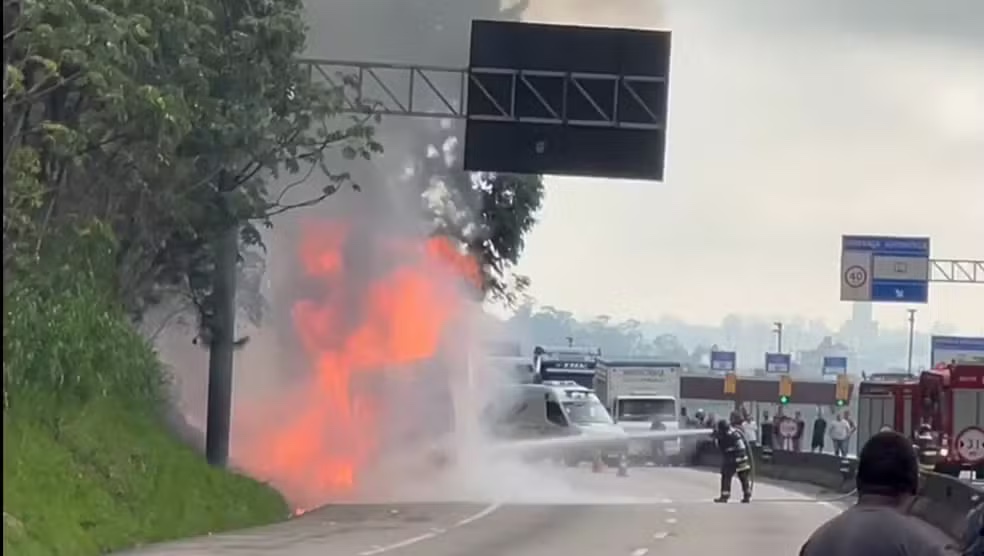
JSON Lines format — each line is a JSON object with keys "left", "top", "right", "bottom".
{"left": 911, "top": 471, "right": 982, "bottom": 542}
{"left": 695, "top": 443, "right": 981, "bottom": 542}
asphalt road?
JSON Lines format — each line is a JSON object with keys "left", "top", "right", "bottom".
{"left": 118, "top": 466, "right": 855, "bottom": 556}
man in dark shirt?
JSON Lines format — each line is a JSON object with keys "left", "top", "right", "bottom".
{"left": 760, "top": 410, "right": 774, "bottom": 451}
{"left": 800, "top": 431, "right": 952, "bottom": 556}
{"left": 811, "top": 411, "right": 827, "bottom": 453}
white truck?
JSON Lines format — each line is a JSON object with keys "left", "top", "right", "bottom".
{"left": 593, "top": 358, "right": 683, "bottom": 464}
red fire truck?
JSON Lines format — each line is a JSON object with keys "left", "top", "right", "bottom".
{"left": 918, "top": 362, "right": 984, "bottom": 477}
{"left": 856, "top": 373, "right": 922, "bottom": 449}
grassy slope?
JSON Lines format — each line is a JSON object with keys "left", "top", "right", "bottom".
{"left": 3, "top": 399, "right": 287, "bottom": 555}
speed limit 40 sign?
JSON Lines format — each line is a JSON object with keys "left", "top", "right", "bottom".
{"left": 840, "top": 245, "right": 873, "bottom": 302}
{"left": 844, "top": 265, "right": 868, "bottom": 288}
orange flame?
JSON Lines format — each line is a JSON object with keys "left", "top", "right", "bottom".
{"left": 235, "top": 219, "right": 479, "bottom": 507}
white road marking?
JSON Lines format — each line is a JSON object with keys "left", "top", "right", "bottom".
{"left": 357, "top": 504, "right": 500, "bottom": 556}
{"left": 665, "top": 517, "right": 678, "bottom": 524}
{"left": 652, "top": 532, "right": 670, "bottom": 540}
{"left": 664, "top": 508, "right": 677, "bottom": 513}
{"left": 630, "top": 548, "right": 650, "bottom": 556}
{"left": 765, "top": 488, "right": 845, "bottom": 514}
{"left": 359, "top": 533, "right": 436, "bottom": 556}
{"left": 454, "top": 503, "right": 501, "bottom": 527}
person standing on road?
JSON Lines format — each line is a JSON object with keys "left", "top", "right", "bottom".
{"left": 799, "top": 431, "right": 951, "bottom": 556}
{"left": 743, "top": 413, "right": 759, "bottom": 447}
{"left": 829, "top": 413, "right": 851, "bottom": 457}
{"left": 773, "top": 410, "right": 784, "bottom": 448}
{"left": 794, "top": 411, "right": 806, "bottom": 452}
{"left": 760, "top": 410, "right": 774, "bottom": 451}
{"left": 712, "top": 419, "right": 753, "bottom": 504}
{"left": 812, "top": 410, "right": 828, "bottom": 453}
{"left": 679, "top": 407, "right": 691, "bottom": 428}
{"left": 845, "top": 410, "right": 858, "bottom": 453}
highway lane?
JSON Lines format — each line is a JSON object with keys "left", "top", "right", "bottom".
{"left": 376, "top": 467, "right": 846, "bottom": 556}
{"left": 119, "top": 466, "right": 849, "bottom": 555}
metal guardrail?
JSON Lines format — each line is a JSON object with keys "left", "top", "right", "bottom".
{"left": 695, "top": 445, "right": 981, "bottom": 542}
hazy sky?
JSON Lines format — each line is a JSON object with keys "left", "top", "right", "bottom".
{"left": 512, "top": 0, "right": 984, "bottom": 334}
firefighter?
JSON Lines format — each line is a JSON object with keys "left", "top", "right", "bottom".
{"left": 713, "top": 418, "right": 752, "bottom": 503}
{"left": 913, "top": 423, "right": 939, "bottom": 472}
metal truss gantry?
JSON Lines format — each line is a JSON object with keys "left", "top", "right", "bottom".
{"left": 298, "top": 58, "right": 667, "bottom": 130}
{"left": 929, "top": 259, "right": 984, "bottom": 284}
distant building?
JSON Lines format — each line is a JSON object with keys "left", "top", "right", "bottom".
{"left": 840, "top": 302, "right": 879, "bottom": 355}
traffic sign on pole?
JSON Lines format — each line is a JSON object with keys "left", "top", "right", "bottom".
{"left": 822, "top": 356, "right": 848, "bottom": 376}
{"left": 765, "top": 353, "right": 791, "bottom": 374}
{"left": 710, "top": 350, "right": 737, "bottom": 373}
{"left": 956, "top": 426, "right": 984, "bottom": 464}
{"left": 840, "top": 235, "right": 930, "bottom": 303}
{"left": 930, "top": 336, "right": 984, "bottom": 366}
{"left": 778, "top": 416, "right": 798, "bottom": 436}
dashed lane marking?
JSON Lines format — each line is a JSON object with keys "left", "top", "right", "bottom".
{"left": 630, "top": 548, "right": 650, "bottom": 556}
{"left": 359, "top": 533, "right": 436, "bottom": 556}
{"left": 652, "top": 532, "right": 669, "bottom": 540}
{"left": 357, "top": 504, "right": 501, "bottom": 556}
{"left": 454, "top": 504, "right": 500, "bottom": 527}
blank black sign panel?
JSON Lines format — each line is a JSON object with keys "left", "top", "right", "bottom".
{"left": 463, "top": 19, "right": 672, "bottom": 181}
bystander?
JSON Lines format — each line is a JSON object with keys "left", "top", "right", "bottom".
{"left": 799, "top": 431, "right": 951, "bottom": 556}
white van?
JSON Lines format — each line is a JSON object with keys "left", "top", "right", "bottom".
{"left": 485, "top": 380, "right": 628, "bottom": 465}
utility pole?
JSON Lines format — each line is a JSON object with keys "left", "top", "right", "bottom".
{"left": 773, "top": 321, "right": 784, "bottom": 353}
{"left": 906, "top": 309, "right": 917, "bottom": 377}
{"left": 205, "top": 206, "right": 239, "bottom": 467}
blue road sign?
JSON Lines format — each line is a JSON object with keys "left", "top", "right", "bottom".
{"left": 840, "top": 235, "right": 930, "bottom": 304}
{"left": 931, "top": 336, "right": 984, "bottom": 366}
{"left": 710, "top": 351, "right": 737, "bottom": 373}
{"left": 765, "top": 353, "right": 791, "bottom": 374}
{"left": 822, "top": 356, "right": 848, "bottom": 375}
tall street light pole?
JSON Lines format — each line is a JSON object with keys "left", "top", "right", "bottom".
{"left": 906, "top": 309, "right": 917, "bottom": 376}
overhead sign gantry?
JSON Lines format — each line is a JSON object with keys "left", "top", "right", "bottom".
{"left": 840, "top": 235, "right": 983, "bottom": 303}
{"left": 299, "top": 19, "right": 672, "bottom": 180}
{"left": 930, "top": 336, "right": 984, "bottom": 366}
{"left": 840, "top": 235, "right": 931, "bottom": 303}
{"left": 710, "top": 350, "right": 737, "bottom": 373}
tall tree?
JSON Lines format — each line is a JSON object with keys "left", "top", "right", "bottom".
{"left": 3, "top": 0, "right": 380, "bottom": 331}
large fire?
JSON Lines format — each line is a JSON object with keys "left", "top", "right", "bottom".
{"left": 234, "top": 219, "right": 479, "bottom": 508}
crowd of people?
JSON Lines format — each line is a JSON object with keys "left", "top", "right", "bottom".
{"left": 681, "top": 406, "right": 859, "bottom": 457}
